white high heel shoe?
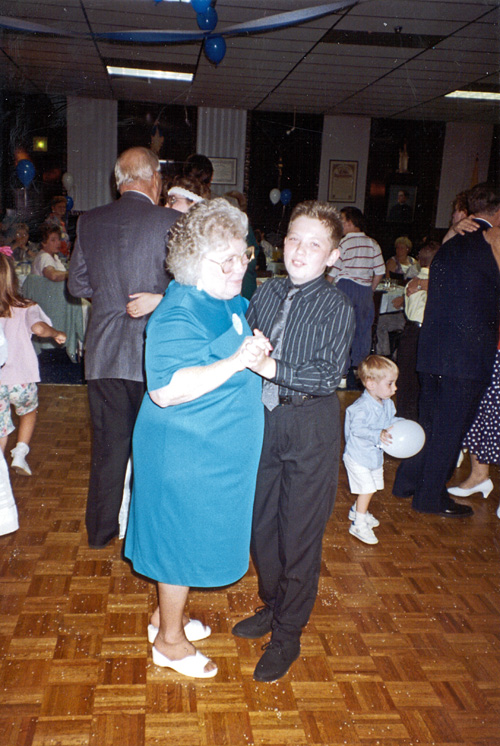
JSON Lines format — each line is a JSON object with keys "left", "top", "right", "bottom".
{"left": 447, "top": 478, "right": 493, "bottom": 499}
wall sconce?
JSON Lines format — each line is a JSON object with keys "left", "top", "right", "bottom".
{"left": 33, "top": 137, "right": 48, "bottom": 152}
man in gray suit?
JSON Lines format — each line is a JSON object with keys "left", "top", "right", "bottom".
{"left": 69, "top": 147, "right": 178, "bottom": 548}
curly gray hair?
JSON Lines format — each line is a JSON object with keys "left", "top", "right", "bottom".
{"left": 167, "top": 198, "right": 248, "bottom": 285}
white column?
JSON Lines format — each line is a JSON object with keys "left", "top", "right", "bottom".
{"left": 196, "top": 107, "right": 247, "bottom": 197}
{"left": 67, "top": 97, "right": 118, "bottom": 211}
{"left": 435, "top": 122, "right": 493, "bottom": 228}
{"left": 318, "top": 115, "right": 371, "bottom": 210}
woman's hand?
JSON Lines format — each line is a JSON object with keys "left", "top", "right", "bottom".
{"left": 452, "top": 215, "right": 480, "bottom": 236}
{"left": 391, "top": 296, "right": 404, "bottom": 310}
{"left": 127, "top": 292, "right": 163, "bottom": 318}
{"left": 380, "top": 427, "right": 393, "bottom": 445}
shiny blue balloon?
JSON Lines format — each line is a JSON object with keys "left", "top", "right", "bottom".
{"left": 204, "top": 34, "right": 226, "bottom": 65}
{"left": 280, "top": 188, "right": 292, "bottom": 206}
{"left": 66, "top": 196, "right": 74, "bottom": 211}
{"left": 191, "top": 0, "right": 211, "bottom": 13}
{"left": 16, "top": 159, "right": 36, "bottom": 187}
{"left": 197, "top": 7, "right": 217, "bottom": 32}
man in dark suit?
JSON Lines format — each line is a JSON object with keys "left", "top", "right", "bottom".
{"left": 69, "top": 147, "right": 178, "bottom": 547}
{"left": 393, "top": 183, "right": 500, "bottom": 516}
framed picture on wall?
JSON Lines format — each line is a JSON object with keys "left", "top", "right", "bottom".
{"left": 387, "top": 184, "right": 417, "bottom": 223}
{"left": 210, "top": 157, "right": 237, "bottom": 185}
{"left": 328, "top": 160, "right": 358, "bottom": 202}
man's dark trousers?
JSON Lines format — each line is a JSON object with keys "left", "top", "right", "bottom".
{"left": 86, "top": 378, "right": 145, "bottom": 546}
{"left": 250, "top": 394, "right": 340, "bottom": 641}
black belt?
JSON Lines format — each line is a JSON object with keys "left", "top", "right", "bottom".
{"left": 408, "top": 320, "right": 422, "bottom": 328}
{"left": 278, "top": 394, "right": 321, "bottom": 406}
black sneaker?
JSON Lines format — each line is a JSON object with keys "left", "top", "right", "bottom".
{"left": 253, "top": 638, "right": 301, "bottom": 682}
{"left": 231, "top": 605, "right": 273, "bottom": 639}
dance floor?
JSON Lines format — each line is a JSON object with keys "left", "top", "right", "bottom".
{"left": 1, "top": 384, "right": 500, "bottom": 746}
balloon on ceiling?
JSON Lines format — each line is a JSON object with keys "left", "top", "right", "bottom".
{"left": 204, "top": 34, "right": 226, "bottom": 65}
{"left": 0, "top": 2, "right": 359, "bottom": 66}
{"left": 197, "top": 7, "right": 218, "bottom": 33}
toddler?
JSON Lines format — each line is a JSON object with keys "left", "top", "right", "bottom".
{"left": 0, "top": 250, "right": 66, "bottom": 475}
{"left": 343, "top": 354, "right": 400, "bottom": 544}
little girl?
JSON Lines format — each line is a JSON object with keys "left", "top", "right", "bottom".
{"left": 0, "top": 249, "right": 66, "bottom": 476}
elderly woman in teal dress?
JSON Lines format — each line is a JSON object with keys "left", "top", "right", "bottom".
{"left": 124, "top": 198, "right": 270, "bottom": 679}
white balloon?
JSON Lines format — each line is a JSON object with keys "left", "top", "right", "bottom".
{"left": 380, "top": 418, "right": 425, "bottom": 459}
{"left": 62, "top": 172, "right": 74, "bottom": 191}
{"left": 269, "top": 188, "right": 281, "bottom": 205}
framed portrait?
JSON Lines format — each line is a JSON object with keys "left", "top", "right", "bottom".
{"left": 328, "top": 160, "right": 358, "bottom": 202}
{"left": 387, "top": 184, "right": 417, "bottom": 223}
{"left": 210, "top": 157, "right": 237, "bottom": 185}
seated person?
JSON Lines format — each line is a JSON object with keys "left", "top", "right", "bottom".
{"left": 31, "top": 224, "right": 68, "bottom": 282}
{"left": 385, "top": 236, "right": 418, "bottom": 282}
{"left": 46, "top": 196, "right": 71, "bottom": 256}
{"left": 396, "top": 242, "right": 440, "bottom": 420}
{"left": 9, "top": 223, "right": 38, "bottom": 263}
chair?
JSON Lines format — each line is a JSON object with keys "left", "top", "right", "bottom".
{"left": 21, "top": 274, "right": 84, "bottom": 363}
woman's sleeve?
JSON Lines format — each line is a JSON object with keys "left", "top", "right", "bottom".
{"left": 145, "top": 305, "right": 212, "bottom": 391}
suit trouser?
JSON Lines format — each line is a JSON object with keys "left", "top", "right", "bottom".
{"left": 250, "top": 394, "right": 341, "bottom": 641}
{"left": 86, "top": 378, "right": 145, "bottom": 546}
{"left": 393, "top": 373, "right": 487, "bottom": 513}
{"left": 395, "top": 322, "right": 420, "bottom": 421}
{"left": 336, "top": 279, "right": 374, "bottom": 369}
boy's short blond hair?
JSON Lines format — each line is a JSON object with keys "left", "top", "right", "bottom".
{"left": 358, "top": 355, "right": 398, "bottom": 385}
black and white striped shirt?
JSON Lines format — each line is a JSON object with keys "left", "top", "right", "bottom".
{"left": 246, "top": 275, "right": 354, "bottom": 397}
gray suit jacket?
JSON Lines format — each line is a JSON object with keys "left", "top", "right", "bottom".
{"left": 68, "top": 190, "right": 178, "bottom": 381}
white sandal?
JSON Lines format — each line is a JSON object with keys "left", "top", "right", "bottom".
{"left": 152, "top": 647, "right": 217, "bottom": 678}
{"left": 148, "top": 618, "right": 211, "bottom": 644}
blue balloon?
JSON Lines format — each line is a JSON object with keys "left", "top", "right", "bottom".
{"left": 16, "top": 159, "right": 35, "bottom": 188}
{"left": 197, "top": 7, "right": 217, "bottom": 32}
{"left": 204, "top": 34, "right": 226, "bottom": 65}
{"left": 66, "top": 196, "right": 74, "bottom": 211}
{"left": 191, "top": 0, "right": 211, "bottom": 13}
{"left": 280, "top": 188, "right": 292, "bottom": 206}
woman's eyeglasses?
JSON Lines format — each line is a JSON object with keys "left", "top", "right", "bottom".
{"left": 206, "top": 247, "right": 254, "bottom": 274}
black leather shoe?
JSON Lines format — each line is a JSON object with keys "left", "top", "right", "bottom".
{"left": 440, "top": 498, "right": 474, "bottom": 517}
{"left": 232, "top": 606, "right": 273, "bottom": 639}
{"left": 253, "top": 639, "right": 301, "bottom": 682}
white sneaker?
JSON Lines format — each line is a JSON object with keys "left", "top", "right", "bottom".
{"left": 338, "top": 377, "right": 347, "bottom": 390}
{"left": 348, "top": 506, "right": 380, "bottom": 528}
{"left": 349, "top": 521, "right": 378, "bottom": 545}
{"left": 497, "top": 500, "right": 500, "bottom": 520}
{"left": 11, "top": 442, "right": 32, "bottom": 476}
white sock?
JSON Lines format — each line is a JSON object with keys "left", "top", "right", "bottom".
{"left": 355, "top": 511, "right": 367, "bottom": 525}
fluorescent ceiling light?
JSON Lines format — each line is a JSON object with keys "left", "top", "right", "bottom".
{"left": 107, "top": 65, "right": 193, "bottom": 82}
{"left": 445, "top": 90, "right": 500, "bottom": 101}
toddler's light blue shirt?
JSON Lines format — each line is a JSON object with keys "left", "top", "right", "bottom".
{"left": 344, "top": 389, "right": 401, "bottom": 470}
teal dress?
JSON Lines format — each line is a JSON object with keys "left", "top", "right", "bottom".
{"left": 124, "top": 281, "right": 264, "bottom": 587}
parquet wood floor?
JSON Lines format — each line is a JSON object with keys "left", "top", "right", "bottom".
{"left": 2, "top": 385, "right": 500, "bottom": 746}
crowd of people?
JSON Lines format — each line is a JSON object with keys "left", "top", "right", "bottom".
{"left": 1, "top": 144, "right": 499, "bottom": 683}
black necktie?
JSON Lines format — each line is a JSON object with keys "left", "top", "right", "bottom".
{"left": 261, "top": 287, "right": 299, "bottom": 411}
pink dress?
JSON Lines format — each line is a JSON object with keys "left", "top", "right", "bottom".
{"left": 0, "top": 304, "right": 52, "bottom": 385}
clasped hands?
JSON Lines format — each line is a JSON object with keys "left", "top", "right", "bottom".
{"left": 238, "top": 329, "right": 274, "bottom": 377}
